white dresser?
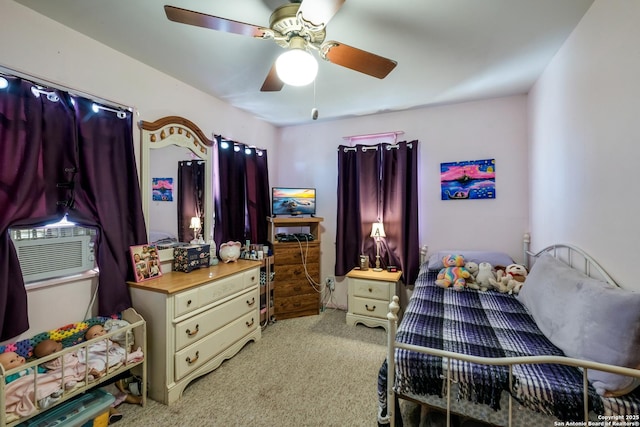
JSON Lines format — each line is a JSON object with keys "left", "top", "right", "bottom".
{"left": 346, "top": 268, "right": 403, "bottom": 330}
{"left": 128, "top": 260, "right": 261, "bottom": 404}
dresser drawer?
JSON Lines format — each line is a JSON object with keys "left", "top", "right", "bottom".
{"left": 243, "top": 268, "right": 260, "bottom": 288}
{"left": 274, "top": 263, "right": 320, "bottom": 284}
{"left": 174, "top": 288, "right": 200, "bottom": 317}
{"left": 273, "top": 244, "right": 319, "bottom": 266}
{"left": 174, "top": 310, "right": 257, "bottom": 381}
{"left": 198, "top": 274, "right": 243, "bottom": 308}
{"left": 274, "top": 279, "right": 318, "bottom": 297}
{"left": 274, "top": 293, "right": 318, "bottom": 316}
{"left": 174, "top": 288, "right": 258, "bottom": 351}
{"left": 351, "top": 296, "right": 387, "bottom": 319}
{"left": 351, "top": 278, "right": 392, "bottom": 300}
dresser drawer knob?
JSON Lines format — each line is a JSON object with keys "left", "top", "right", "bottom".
{"left": 246, "top": 318, "right": 255, "bottom": 328}
{"left": 186, "top": 351, "right": 199, "bottom": 365}
{"left": 368, "top": 287, "right": 373, "bottom": 292}
{"left": 186, "top": 325, "right": 199, "bottom": 337}
{"left": 365, "top": 304, "right": 376, "bottom": 312}
{"left": 251, "top": 275, "right": 256, "bottom": 282}
{"left": 246, "top": 297, "right": 255, "bottom": 306}
{"left": 187, "top": 299, "right": 192, "bottom": 306}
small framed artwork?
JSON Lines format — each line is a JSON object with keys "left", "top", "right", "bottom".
{"left": 152, "top": 177, "right": 173, "bottom": 201}
{"left": 440, "top": 158, "right": 496, "bottom": 200}
{"left": 130, "top": 244, "right": 162, "bottom": 282}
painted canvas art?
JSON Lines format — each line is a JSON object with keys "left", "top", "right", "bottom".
{"left": 440, "top": 159, "right": 495, "bottom": 200}
{"left": 152, "top": 177, "right": 173, "bottom": 201}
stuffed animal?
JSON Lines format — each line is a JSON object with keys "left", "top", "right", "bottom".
{"left": 436, "top": 254, "right": 470, "bottom": 291}
{"left": 464, "top": 261, "right": 479, "bottom": 285}
{"left": 489, "top": 263, "right": 527, "bottom": 294}
{"left": 488, "top": 269, "right": 512, "bottom": 293}
{"left": 469, "top": 262, "right": 494, "bottom": 291}
{"left": 504, "top": 263, "right": 528, "bottom": 294}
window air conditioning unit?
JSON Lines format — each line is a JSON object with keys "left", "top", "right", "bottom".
{"left": 11, "top": 226, "right": 96, "bottom": 283}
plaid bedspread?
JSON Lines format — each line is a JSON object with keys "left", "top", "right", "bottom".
{"left": 377, "top": 267, "right": 640, "bottom": 425}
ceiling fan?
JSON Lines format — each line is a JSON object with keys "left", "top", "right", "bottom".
{"left": 164, "top": 0, "right": 398, "bottom": 91}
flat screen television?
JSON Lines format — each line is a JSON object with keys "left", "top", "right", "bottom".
{"left": 271, "top": 187, "right": 316, "bottom": 217}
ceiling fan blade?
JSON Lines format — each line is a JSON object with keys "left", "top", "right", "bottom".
{"left": 297, "top": 0, "right": 345, "bottom": 31}
{"left": 164, "top": 5, "right": 267, "bottom": 38}
{"left": 322, "top": 42, "right": 397, "bottom": 79}
{"left": 260, "top": 63, "right": 284, "bottom": 92}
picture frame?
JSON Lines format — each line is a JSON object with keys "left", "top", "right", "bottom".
{"left": 440, "top": 158, "right": 496, "bottom": 200}
{"left": 130, "top": 244, "right": 162, "bottom": 282}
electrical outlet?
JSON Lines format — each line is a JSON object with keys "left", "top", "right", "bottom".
{"left": 326, "top": 277, "right": 335, "bottom": 291}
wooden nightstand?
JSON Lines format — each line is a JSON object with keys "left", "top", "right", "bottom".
{"left": 346, "top": 268, "right": 402, "bottom": 330}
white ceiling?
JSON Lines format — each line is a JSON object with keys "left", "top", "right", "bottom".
{"left": 15, "top": 0, "right": 594, "bottom": 127}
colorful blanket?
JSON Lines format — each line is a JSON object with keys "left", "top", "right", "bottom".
{"left": 0, "top": 315, "right": 118, "bottom": 359}
{"left": 377, "top": 267, "right": 640, "bottom": 425}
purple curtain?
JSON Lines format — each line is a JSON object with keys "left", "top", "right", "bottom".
{"left": 0, "top": 78, "right": 75, "bottom": 340}
{"left": 214, "top": 139, "right": 270, "bottom": 245}
{"left": 0, "top": 76, "right": 146, "bottom": 340}
{"left": 245, "top": 149, "right": 270, "bottom": 244}
{"left": 380, "top": 141, "right": 420, "bottom": 285}
{"left": 335, "top": 145, "right": 379, "bottom": 276}
{"left": 177, "top": 160, "right": 205, "bottom": 242}
{"left": 70, "top": 97, "right": 147, "bottom": 316}
{"left": 335, "top": 141, "right": 419, "bottom": 285}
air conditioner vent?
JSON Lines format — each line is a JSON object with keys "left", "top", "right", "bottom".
{"left": 12, "top": 232, "right": 95, "bottom": 283}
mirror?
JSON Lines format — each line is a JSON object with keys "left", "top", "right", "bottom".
{"left": 140, "top": 116, "right": 213, "bottom": 260}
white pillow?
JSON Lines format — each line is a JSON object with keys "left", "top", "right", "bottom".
{"left": 518, "top": 253, "right": 640, "bottom": 396}
{"left": 427, "top": 250, "right": 514, "bottom": 270}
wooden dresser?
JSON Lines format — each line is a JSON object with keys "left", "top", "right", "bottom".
{"left": 128, "top": 260, "right": 261, "bottom": 404}
{"left": 267, "top": 216, "right": 323, "bottom": 320}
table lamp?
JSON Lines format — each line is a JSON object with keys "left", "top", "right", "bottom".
{"left": 189, "top": 217, "right": 201, "bottom": 244}
{"left": 370, "top": 221, "right": 386, "bottom": 272}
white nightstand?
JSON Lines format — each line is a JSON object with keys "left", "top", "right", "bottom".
{"left": 346, "top": 268, "right": 402, "bottom": 330}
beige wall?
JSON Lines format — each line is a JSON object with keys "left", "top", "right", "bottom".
{"left": 528, "top": 0, "right": 640, "bottom": 290}
{"left": 277, "top": 95, "right": 530, "bottom": 308}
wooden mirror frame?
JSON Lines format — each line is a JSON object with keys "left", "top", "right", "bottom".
{"left": 139, "top": 116, "right": 213, "bottom": 260}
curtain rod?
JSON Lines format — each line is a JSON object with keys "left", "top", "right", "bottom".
{"left": 0, "top": 64, "right": 134, "bottom": 112}
{"left": 342, "top": 131, "right": 404, "bottom": 141}
{"left": 214, "top": 134, "right": 266, "bottom": 152}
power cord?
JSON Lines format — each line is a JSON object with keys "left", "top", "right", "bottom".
{"left": 293, "top": 234, "right": 324, "bottom": 294}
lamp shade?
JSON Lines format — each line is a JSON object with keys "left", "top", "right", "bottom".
{"left": 189, "top": 217, "right": 201, "bottom": 230}
{"left": 275, "top": 48, "right": 318, "bottom": 87}
{"left": 370, "top": 222, "right": 386, "bottom": 238}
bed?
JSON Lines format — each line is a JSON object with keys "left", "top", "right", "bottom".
{"left": 378, "top": 238, "right": 640, "bottom": 427}
{"left": 0, "top": 308, "right": 146, "bottom": 427}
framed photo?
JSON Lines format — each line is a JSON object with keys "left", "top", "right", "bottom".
{"left": 130, "top": 244, "right": 162, "bottom": 282}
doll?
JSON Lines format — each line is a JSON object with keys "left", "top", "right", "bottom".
{"left": 33, "top": 339, "right": 102, "bottom": 383}
{"left": 0, "top": 351, "right": 45, "bottom": 383}
{"left": 0, "top": 351, "right": 64, "bottom": 413}
{"left": 82, "top": 324, "right": 143, "bottom": 374}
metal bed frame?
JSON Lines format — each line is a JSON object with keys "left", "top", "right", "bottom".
{"left": 383, "top": 234, "right": 640, "bottom": 427}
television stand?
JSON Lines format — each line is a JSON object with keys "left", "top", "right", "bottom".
{"left": 266, "top": 216, "right": 324, "bottom": 320}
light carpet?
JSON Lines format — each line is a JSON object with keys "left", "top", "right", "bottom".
{"left": 116, "top": 309, "right": 387, "bottom": 426}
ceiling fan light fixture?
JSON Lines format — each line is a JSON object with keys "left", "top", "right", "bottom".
{"left": 275, "top": 47, "right": 318, "bottom": 87}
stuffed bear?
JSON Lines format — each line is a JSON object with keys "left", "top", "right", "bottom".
{"left": 504, "top": 263, "right": 527, "bottom": 294}
{"left": 469, "top": 262, "right": 494, "bottom": 291}
{"left": 464, "top": 261, "right": 479, "bottom": 284}
{"left": 489, "top": 263, "right": 527, "bottom": 293}
{"left": 436, "top": 254, "right": 470, "bottom": 291}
